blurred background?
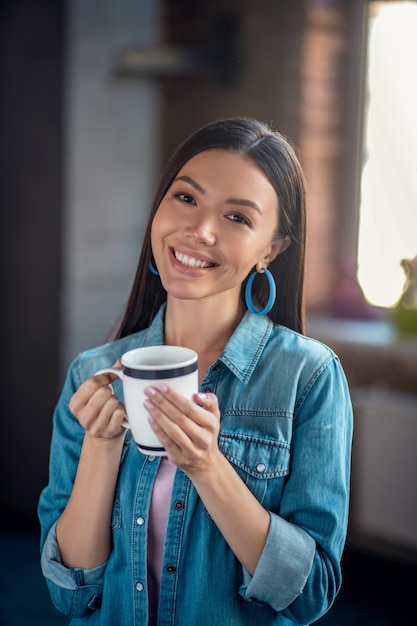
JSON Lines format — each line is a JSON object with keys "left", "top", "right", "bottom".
{"left": 0, "top": 0, "right": 416, "bottom": 624}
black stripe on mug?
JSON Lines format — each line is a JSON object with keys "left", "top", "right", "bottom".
{"left": 123, "top": 361, "right": 198, "bottom": 380}
{"left": 137, "top": 443, "right": 166, "bottom": 453}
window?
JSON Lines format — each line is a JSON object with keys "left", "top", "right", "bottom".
{"left": 357, "top": 1, "right": 417, "bottom": 307}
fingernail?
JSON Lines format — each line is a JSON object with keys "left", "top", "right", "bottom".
{"left": 144, "top": 399, "right": 154, "bottom": 410}
{"left": 144, "top": 386, "right": 156, "bottom": 397}
{"left": 157, "top": 383, "right": 168, "bottom": 393}
{"left": 196, "top": 392, "right": 208, "bottom": 401}
{"left": 148, "top": 415, "right": 155, "bottom": 424}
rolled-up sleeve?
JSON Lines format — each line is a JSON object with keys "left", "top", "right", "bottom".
{"left": 40, "top": 521, "right": 107, "bottom": 617}
{"left": 240, "top": 512, "right": 315, "bottom": 610}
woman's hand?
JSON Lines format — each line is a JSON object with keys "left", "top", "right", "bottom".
{"left": 69, "top": 363, "right": 126, "bottom": 440}
{"left": 144, "top": 385, "right": 221, "bottom": 473}
{"left": 144, "top": 384, "right": 270, "bottom": 575}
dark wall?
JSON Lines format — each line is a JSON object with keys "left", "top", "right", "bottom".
{"left": 0, "top": 0, "right": 65, "bottom": 522}
{"left": 160, "top": 0, "right": 307, "bottom": 163}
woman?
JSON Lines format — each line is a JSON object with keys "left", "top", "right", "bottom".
{"left": 38, "top": 117, "right": 353, "bottom": 625}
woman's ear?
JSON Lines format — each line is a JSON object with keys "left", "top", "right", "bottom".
{"left": 261, "top": 235, "right": 291, "bottom": 266}
{"left": 277, "top": 235, "right": 291, "bottom": 255}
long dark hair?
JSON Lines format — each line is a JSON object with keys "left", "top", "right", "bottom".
{"left": 114, "top": 117, "right": 306, "bottom": 338}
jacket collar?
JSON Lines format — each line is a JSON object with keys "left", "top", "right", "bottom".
{"left": 143, "top": 304, "right": 273, "bottom": 385}
{"left": 219, "top": 311, "right": 273, "bottom": 384}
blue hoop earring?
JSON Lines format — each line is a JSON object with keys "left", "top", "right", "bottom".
{"left": 148, "top": 260, "right": 159, "bottom": 276}
{"left": 245, "top": 267, "right": 276, "bottom": 315}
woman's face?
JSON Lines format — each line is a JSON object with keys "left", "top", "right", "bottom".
{"left": 151, "top": 149, "right": 288, "bottom": 306}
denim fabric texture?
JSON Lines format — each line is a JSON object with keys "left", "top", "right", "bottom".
{"left": 38, "top": 305, "right": 353, "bottom": 625}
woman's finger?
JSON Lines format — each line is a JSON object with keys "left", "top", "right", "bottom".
{"left": 79, "top": 390, "right": 119, "bottom": 430}
{"left": 193, "top": 392, "right": 221, "bottom": 420}
{"left": 86, "top": 399, "right": 126, "bottom": 439}
{"left": 145, "top": 385, "right": 220, "bottom": 426}
{"left": 68, "top": 367, "right": 126, "bottom": 439}
{"left": 69, "top": 372, "right": 118, "bottom": 416}
{"left": 144, "top": 386, "right": 220, "bottom": 451}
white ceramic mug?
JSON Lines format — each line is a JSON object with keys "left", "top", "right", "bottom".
{"left": 96, "top": 345, "right": 198, "bottom": 455}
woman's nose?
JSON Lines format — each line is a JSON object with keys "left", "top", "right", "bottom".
{"left": 183, "top": 215, "right": 217, "bottom": 246}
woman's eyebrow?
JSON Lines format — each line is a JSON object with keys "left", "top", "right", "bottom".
{"left": 226, "top": 198, "right": 262, "bottom": 214}
{"left": 174, "top": 175, "right": 205, "bottom": 194}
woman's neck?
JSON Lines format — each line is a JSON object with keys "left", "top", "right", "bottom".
{"left": 164, "top": 296, "right": 246, "bottom": 355}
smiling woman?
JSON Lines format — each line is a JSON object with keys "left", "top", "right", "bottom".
{"left": 38, "top": 117, "right": 353, "bottom": 626}
{"left": 116, "top": 119, "right": 307, "bottom": 337}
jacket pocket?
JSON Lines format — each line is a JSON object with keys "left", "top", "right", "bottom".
{"left": 221, "top": 431, "right": 290, "bottom": 500}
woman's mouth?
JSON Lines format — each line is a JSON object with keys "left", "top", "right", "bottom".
{"left": 174, "top": 250, "right": 216, "bottom": 269}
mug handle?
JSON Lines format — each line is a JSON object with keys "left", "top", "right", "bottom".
{"left": 94, "top": 367, "right": 129, "bottom": 429}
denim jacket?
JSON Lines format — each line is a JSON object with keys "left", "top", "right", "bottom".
{"left": 38, "top": 305, "right": 353, "bottom": 626}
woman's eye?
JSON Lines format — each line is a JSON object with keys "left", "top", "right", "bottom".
{"left": 227, "top": 213, "right": 251, "bottom": 226}
{"left": 176, "top": 193, "right": 195, "bottom": 204}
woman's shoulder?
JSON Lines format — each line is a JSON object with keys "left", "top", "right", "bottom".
{"left": 269, "top": 322, "right": 338, "bottom": 367}
{"left": 67, "top": 306, "right": 166, "bottom": 383}
{"left": 263, "top": 324, "right": 349, "bottom": 401}
{"left": 69, "top": 330, "right": 150, "bottom": 383}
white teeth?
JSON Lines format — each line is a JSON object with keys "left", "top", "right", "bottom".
{"left": 175, "top": 251, "right": 212, "bottom": 268}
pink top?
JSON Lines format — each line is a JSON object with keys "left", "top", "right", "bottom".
{"left": 147, "top": 456, "right": 177, "bottom": 624}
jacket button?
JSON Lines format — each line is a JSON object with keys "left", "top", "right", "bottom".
{"left": 204, "top": 388, "right": 213, "bottom": 394}
{"left": 174, "top": 500, "right": 184, "bottom": 510}
{"left": 212, "top": 363, "right": 220, "bottom": 371}
{"left": 136, "top": 582, "right": 144, "bottom": 591}
{"left": 256, "top": 463, "right": 266, "bottom": 473}
{"left": 166, "top": 564, "right": 176, "bottom": 573}
{"left": 87, "top": 594, "right": 102, "bottom": 610}
{"left": 136, "top": 516, "right": 145, "bottom": 525}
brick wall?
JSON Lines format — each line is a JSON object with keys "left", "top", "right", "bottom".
{"left": 300, "top": 0, "right": 366, "bottom": 312}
